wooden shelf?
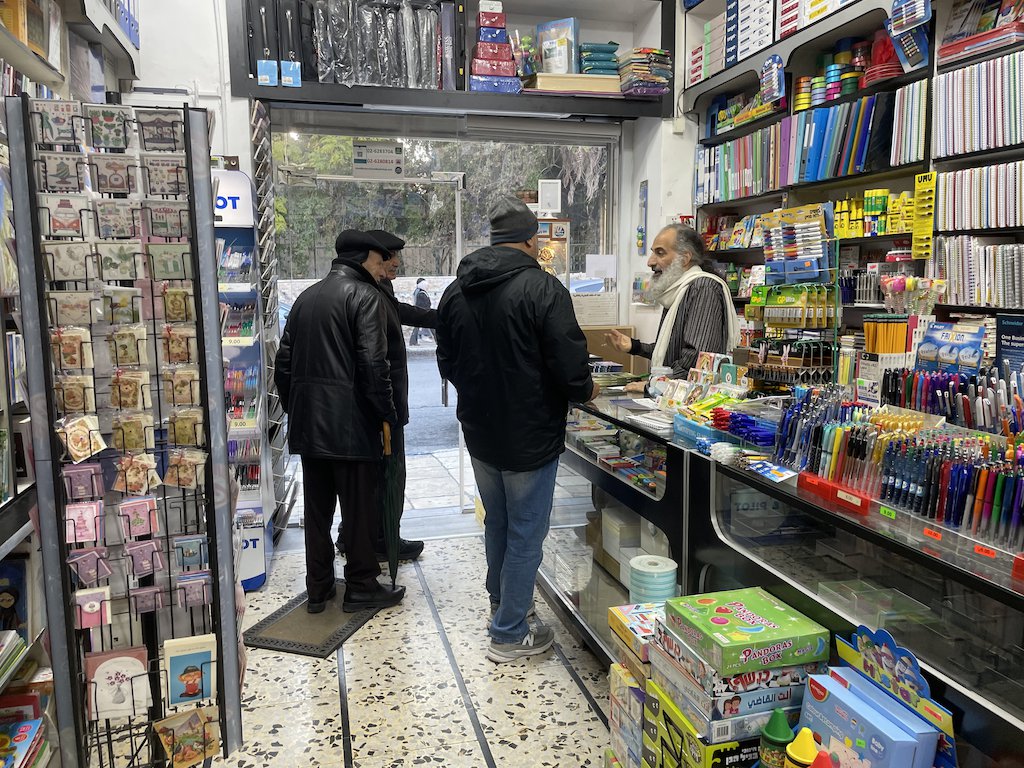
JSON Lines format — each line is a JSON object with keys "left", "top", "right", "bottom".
{"left": 0, "top": 25, "right": 63, "bottom": 89}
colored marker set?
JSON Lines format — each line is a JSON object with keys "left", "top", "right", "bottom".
{"left": 881, "top": 363, "right": 1024, "bottom": 435}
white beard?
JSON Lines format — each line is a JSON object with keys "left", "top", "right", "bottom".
{"left": 644, "top": 257, "right": 688, "bottom": 304}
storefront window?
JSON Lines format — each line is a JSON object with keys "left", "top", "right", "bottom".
{"left": 271, "top": 133, "right": 611, "bottom": 284}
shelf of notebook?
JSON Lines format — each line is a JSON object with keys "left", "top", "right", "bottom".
{"left": 935, "top": 228, "right": 1024, "bottom": 237}
{"left": 937, "top": 39, "right": 1024, "bottom": 75}
{"left": 837, "top": 233, "right": 911, "bottom": 245}
{"left": 932, "top": 140, "right": 1024, "bottom": 169}
{"left": 681, "top": 0, "right": 893, "bottom": 113}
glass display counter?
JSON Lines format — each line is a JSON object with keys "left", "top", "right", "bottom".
{"left": 689, "top": 455, "right": 1024, "bottom": 758}
{"left": 541, "top": 397, "right": 1024, "bottom": 754}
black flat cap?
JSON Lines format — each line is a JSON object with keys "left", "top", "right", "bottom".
{"left": 335, "top": 229, "right": 392, "bottom": 259}
{"left": 365, "top": 229, "right": 405, "bottom": 253}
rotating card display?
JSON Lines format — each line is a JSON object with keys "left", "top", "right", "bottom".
{"left": 8, "top": 97, "right": 242, "bottom": 768}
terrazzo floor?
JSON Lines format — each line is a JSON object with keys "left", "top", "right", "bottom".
{"left": 216, "top": 532, "right": 612, "bottom": 767}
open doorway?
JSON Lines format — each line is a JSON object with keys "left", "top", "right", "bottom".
{"left": 272, "top": 132, "right": 612, "bottom": 525}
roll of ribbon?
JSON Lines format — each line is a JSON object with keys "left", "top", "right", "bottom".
{"left": 628, "top": 555, "right": 677, "bottom": 603}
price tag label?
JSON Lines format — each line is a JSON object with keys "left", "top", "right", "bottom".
{"left": 923, "top": 527, "right": 942, "bottom": 541}
{"left": 229, "top": 418, "right": 257, "bottom": 431}
{"left": 879, "top": 506, "right": 897, "bottom": 520}
{"left": 836, "top": 490, "right": 863, "bottom": 507}
{"left": 974, "top": 544, "right": 997, "bottom": 559}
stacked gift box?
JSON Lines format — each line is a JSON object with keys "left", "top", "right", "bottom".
{"left": 469, "top": 3, "right": 522, "bottom": 93}
{"left": 580, "top": 42, "right": 620, "bottom": 75}
{"left": 607, "top": 603, "right": 662, "bottom": 768}
{"left": 641, "top": 588, "right": 829, "bottom": 768}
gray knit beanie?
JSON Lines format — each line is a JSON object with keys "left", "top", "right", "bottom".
{"left": 489, "top": 196, "right": 539, "bottom": 246}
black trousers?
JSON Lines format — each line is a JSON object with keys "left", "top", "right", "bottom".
{"left": 336, "top": 426, "right": 405, "bottom": 544}
{"left": 301, "top": 456, "right": 381, "bottom": 600}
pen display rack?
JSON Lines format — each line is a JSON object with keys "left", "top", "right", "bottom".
{"left": 6, "top": 96, "right": 242, "bottom": 768}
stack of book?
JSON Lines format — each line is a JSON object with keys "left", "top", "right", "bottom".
{"left": 643, "top": 588, "right": 829, "bottom": 767}
{"left": 0, "top": 718, "right": 48, "bottom": 768}
{"left": 0, "top": 632, "right": 27, "bottom": 685}
{"left": 618, "top": 48, "right": 672, "bottom": 97}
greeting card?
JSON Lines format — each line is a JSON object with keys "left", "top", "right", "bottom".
{"left": 112, "top": 453, "right": 161, "bottom": 495}
{"left": 96, "top": 240, "right": 143, "bottom": 281}
{"left": 135, "top": 109, "right": 185, "bottom": 152}
{"left": 110, "top": 369, "right": 151, "bottom": 411}
{"left": 56, "top": 415, "right": 106, "bottom": 463}
{"left": 65, "top": 500, "right": 103, "bottom": 543}
{"left": 103, "top": 286, "right": 142, "bottom": 324}
{"left": 94, "top": 199, "right": 140, "bottom": 239}
{"left": 46, "top": 290, "right": 98, "bottom": 325}
{"left": 163, "top": 634, "right": 216, "bottom": 706}
{"left": 37, "top": 150, "right": 87, "bottom": 193}
{"left": 164, "top": 449, "right": 206, "bottom": 490}
{"left": 84, "top": 104, "right": 135, "bottom": 150}
{"left": 141, "top": 153, "right": 187, "bottom": 196}
{"left": 62, "top": 463, "right": 104, "bottom": 500}
{"left": 117, "top": 496, "right": 159, "bottom": 540}
{"left": 31, "top": 99, "right": 80, "bottom": 144}
{"left": 38, "top": 193, "right": 89, "bottom": 237}
{"left": 91, "top": 154, "right": 138, "bottom": 195}
{"left": 153, "top": 707, "right": 220, "bottom": 768}
{"left": 123, "top": 540, "right": 165, "bottom": 578}
{"left": 74, "top": 586, "right": 110, "bottom": 630}
{"left": 168, "top": 409, "right": 204, "bottom": 447}
{"left": 145, "top": 200, "right": 190, "bottom": 238}
{"left": 85, "top": 646, "right": 151, "bottom": 720}
{"left": 161, "top": 366, "right": 200, "bottom": 406}
{"left": 161, "top": 325, "right": 197, "bottom": 365}
{"left": 162, "top": 286, "right": 194, "bottom": 323}
{"left": 67, "top": 547, "right": 112, "bottom": 586}
{"left": 50, "top": 326, "right": 94, "bottom": 369}
{"left": 176, "top": 571, "right": 212, "bottom": 609}
{"left": 172, "top": 535, "right": 208, "bottom": 571}
{"left": 55, "top": 374, "right": 96, "bottom": 415}
{"left": 148, "top": 243, "right": 193, "bottom": 280}
{"left": 107, "top": 325, "right": 148, "bottom": 367}
{"left": 42, "top": 240, "right": 96, "bottom": 282}
{"left": 128, "top": 586, "right": 165, "bottom": 615}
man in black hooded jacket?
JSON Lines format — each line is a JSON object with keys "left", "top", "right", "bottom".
{"left": 275, "top": 230, "right": 406, "bottom": 614}
{"left": 436, "top": 197, "right": 598, "bottom": 662}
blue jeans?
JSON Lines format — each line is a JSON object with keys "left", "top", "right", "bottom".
{"left": 472, "top": 456, "right": 559, "bottom": 643}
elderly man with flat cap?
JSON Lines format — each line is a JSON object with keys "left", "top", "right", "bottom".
{"left": 332, "top": 229, "right": 435, "bottom": 562}
{"left": 275, "top": 229, "right": 406, "bottom": 613}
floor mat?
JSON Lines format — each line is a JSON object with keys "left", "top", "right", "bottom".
{"left": 242, "top": 580, "right": 378, "bottom": 658}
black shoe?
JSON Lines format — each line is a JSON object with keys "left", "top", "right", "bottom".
{"left": 343, "top": 581, "right": 406, "bottom": 612}
{"left": 374, "top": 538, "right": 424, "bottom": 562}
{"left": 335, "top": 535, "right": 345, "bottom": 556}
{"left": 307, "top": 584, "right": 337, "bottom": 614}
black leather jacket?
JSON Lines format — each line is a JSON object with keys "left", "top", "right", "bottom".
{"left": 437, "top": 246, "right": 594, "bottom": 472}
{"left": 276, "top": 261, "right": 396, "bottom": 460}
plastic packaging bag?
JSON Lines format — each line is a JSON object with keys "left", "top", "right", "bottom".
{"left": 412, "top": 0, "right": 440, "bottom": 89}
{"left": 313, "top": 0, "right": 335, "bottom": 83}
{"left": 328, "top": 0, "right": 358, "bottom": 86}
{"left": 400, "top": 0, "right": 419, "bottom": 88}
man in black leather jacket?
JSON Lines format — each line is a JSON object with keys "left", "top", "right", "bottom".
{"left": 275, "top": 230, "right": 406, "bottom": 614}
{"left": 437, "top": 197, "right": 599, "bottom": 662}
{"left": 332, "top": 229, "right": 434, "bottom": 562}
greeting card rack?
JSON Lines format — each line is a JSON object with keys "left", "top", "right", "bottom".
{"left": 5, "top": 95, "right": 243, "bottom": 768}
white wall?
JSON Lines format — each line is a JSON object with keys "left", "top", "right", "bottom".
{"left": 127, "top": 0, "right": 252, "bottom": 175}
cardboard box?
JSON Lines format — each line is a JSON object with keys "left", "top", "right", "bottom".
{"left": 655, "top": 618, "right": 826, "bottom": 696}
{"left": 611, "top": 662, "right": 646, "bottom": 724}
{"left": 609, "top": 604, "right": 663, "bottom": 662}
{"left": 800, "top": 674, "right": 922, "bottom": 768}
{"left": 664, "top": 588, "right": 829, "bottom": 676}
{"left": 644, "top": 679, "right": 761, "bottom": 768}
{"left": 832, "top": 668, "right": 940, "bottom": 768}
{"left": 648, "top": 641, "right": 804, "bottom": 721}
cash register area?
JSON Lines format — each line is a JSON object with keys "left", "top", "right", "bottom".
{"left": 214, "top": 458, "right": 617, "bottom": 768}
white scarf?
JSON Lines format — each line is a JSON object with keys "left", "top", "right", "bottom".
{"left": 651, "top": 265, "right": 741, "bottom": 369}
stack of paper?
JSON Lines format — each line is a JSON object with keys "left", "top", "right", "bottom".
{"left": 933, "top": 49, "right": 1024, "bottom": 158}
{"left": 891, "top": 79, "right": 928, "bottom": 166}
{"left": 0, "top": 631, "right": 27, "bottom": 684}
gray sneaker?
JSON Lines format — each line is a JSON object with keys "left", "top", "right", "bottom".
{"left": 489, "top": 600, "right": 537, "bottom": 621}
{"left": 486, "top": 625, "right": 555, "bottom": 663}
